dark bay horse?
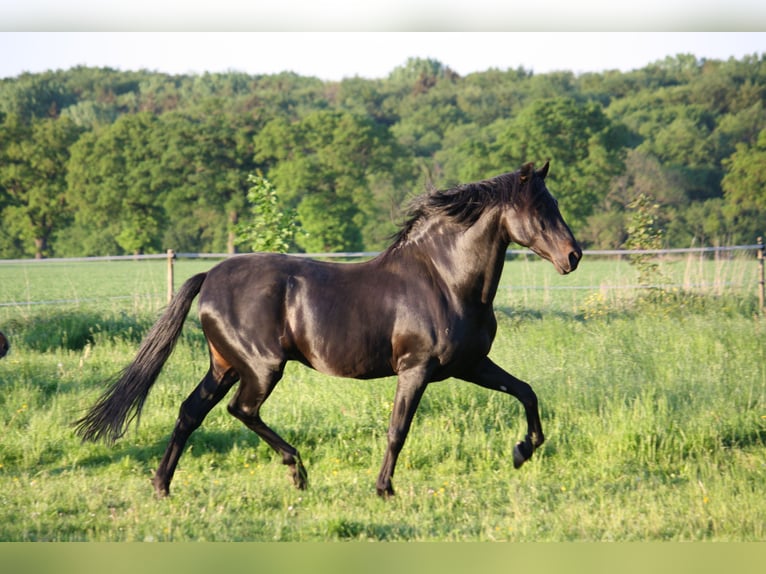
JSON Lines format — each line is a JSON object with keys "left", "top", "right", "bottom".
{"left": 76, "top": 161, "right": 581, "bottom": 498}
{"left": 0, "top": 331, "right": 8, "bottom": 358}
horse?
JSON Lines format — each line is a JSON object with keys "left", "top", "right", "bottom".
{"left": 0, "top": 331, "right": 8, "bottom": 358}
{"left": 75, "top": 161, "right": 582, "bottom": 498}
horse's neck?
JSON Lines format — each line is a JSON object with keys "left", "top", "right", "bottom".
{"left": 402, "top": 212, "right": 509, "bottom": 306}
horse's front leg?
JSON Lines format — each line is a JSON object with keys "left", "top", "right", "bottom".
{"left": 461, "top": 357, "right": 544, "bottom": 468}
{"left": 376, "top": 365, "right": 430, "bottom": 498}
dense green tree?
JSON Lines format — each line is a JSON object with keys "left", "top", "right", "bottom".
{"left": 386, "top": 57, "right": 458, "bottom": 91}
{"left": 390, "top": 96, "right": 464, "bottom": 158}
{"left": 332, "top": 77, "right": 392, "bottom": 125}
{"left": 456, "top": 67, "right": 532, "bottom": 126}
{"left": 722, "top": 128, "right": 766, "bottom": 211}
{"left": 713, "top": 102, "right": 766, "bottom": 161}
{"left": 434, "top": 120, "right": 509, "bottom": 184}
{"left": 247, "top": 72, "right": 329, "bottom": 121}
{"left": 0, "top": 72, "right": 73, "bottom": 120}
{"left": 156, "top": 104, "right": 259, "bottom": 253}
{"left": 0, "top": 114, "right": 83, "bottom": 257}
{"left": 254, "top": 109, "right": 406, "bottom": 251}
{"left": 666, "top": 198, "right": 737, "bottom": 246}
{"left": 297, "top": 192, "right": 362, "bottom": 253}
{"left": 583, "top": 149, "right": 684, "bottom": 248}
{"left": 720, "top": 128, "right": 766, "bottom": 243}
{"left": 386, "top": 60, "right": 464, "bottom": 160}
{"left": 64, "top": 113, "right": 166, "bottom": 255}
{"left": 0, "top": 112, "right": 23, "bottom": 255}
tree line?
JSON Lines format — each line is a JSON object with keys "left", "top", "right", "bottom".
{"left": 1, "top": 53, "right": 765, "bottom": 259}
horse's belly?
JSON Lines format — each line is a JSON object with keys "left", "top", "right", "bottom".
{"left": 284, "top": 282, "right": 398, "bottom": 379}
{"left": 293, "top": 346, "right": 395, "bottom": 380}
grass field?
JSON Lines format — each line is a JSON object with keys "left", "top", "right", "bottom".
{"left": 0, "top": 254, "right": 764, "bottom": 541}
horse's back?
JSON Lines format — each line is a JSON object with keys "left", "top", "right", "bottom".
{"left": 199, "top": 252, "right": 377, "bottom": 305}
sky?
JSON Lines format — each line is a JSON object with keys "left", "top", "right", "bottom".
{"left": 2, "top": 0, "right": 766, "bottom": 32}
{"left": 1, "top": 32, "right": 765, "bottom": 82}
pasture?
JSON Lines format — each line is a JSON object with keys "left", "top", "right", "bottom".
{"left": 0, "top": 254, "right": 764, "bottom": 541}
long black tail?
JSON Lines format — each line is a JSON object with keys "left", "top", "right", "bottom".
{"left": 75, "top": 272, "right": 208, "bottom": 443}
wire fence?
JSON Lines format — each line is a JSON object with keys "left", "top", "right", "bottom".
{"left": 1, "top": 242, "right": 765, "bottom": 312}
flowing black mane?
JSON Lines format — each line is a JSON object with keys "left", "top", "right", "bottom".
{"left": 389, "top": 168, "right": 528, "bottom": 250}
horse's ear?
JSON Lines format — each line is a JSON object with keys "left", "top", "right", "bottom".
{"left": 536, "top": 160, "right": 550, "bottom": 180}
{"left": 520, "top": 162, "right": 535, "bottom": 184}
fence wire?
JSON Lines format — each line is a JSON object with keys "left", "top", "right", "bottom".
{"left": 1, "top": 244, "right": 763, "bottom": 309}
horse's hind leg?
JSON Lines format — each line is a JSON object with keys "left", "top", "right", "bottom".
{"left": 227, "top": 365, "right": 307, "bottom": 490}
{"left": 152, "top": 369, "right": 238, "bottom": 497}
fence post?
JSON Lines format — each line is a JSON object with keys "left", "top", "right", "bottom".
{"left": 166, "top": 249, "right": 175, "bottom": 304}
{"left": 758, "top": 237, "right": 765, "bottom": 315}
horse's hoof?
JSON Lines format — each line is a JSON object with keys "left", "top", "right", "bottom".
{"left": 376, "top": 482, "right": 395, "bottom": 499}
{"left": 152, "top": 477, "right": 170, "bottom": 498}
{"left": 513, "top": 441, "right": 532, "bottom": 469}
{"left": 291, "top": 463, "right": 308, "bottom": 490}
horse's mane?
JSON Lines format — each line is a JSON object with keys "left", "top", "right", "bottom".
{"left": 387, "top": 166, "right": 531, "bottom": 251}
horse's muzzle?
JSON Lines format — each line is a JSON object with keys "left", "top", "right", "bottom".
{"left": 557, "top": 245, "right": 582, "bottom": 275}
{"left": 567, "top": 246, "right": 582, "bottom": 273}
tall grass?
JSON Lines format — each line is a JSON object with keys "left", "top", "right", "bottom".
{"left": 0, "top": 256, "right": 763, "bottom": 541}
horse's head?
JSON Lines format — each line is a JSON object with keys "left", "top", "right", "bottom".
{"left": 502, "top": 161, "right": 582, "bottom": 275}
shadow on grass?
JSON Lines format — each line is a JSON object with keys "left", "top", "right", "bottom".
{"left": 720, "top": 425, "right": 766, "bottom": 450}
{"left": 71, "top": 421, "right": 387, "bottom": 492}
{"left": 316, "top": 517, "right": 417, "bottom": 540}
{"left": 73, "top": 426, "right": 273, "bottom": 473}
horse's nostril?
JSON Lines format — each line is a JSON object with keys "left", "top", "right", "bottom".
{"left": 568, "top": 250, "right": 581, "bottom": 270}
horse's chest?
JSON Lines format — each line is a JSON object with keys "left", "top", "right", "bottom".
{"left": 445, "top": 322, "right": 494, "bottom": 359}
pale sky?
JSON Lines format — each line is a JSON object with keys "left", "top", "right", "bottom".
{"left": 2, "top": 1, "right": 766, "bottom": 32}
{"left": 1, "top": 32, "right": 764, "bottom": 82}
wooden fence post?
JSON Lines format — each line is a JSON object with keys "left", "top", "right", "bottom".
{"left": 167, "top": 249, "right": 175, "bottom": 304}
{"left": 758, "top": 237, "right": 764, "bottom": 315}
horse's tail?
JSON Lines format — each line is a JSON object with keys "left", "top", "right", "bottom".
{"left": 75, "top": 272, "right": 208, "bottom": 444}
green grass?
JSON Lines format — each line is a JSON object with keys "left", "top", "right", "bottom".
{"left": 0, "top": 255, "right": 764, "bottom": 540}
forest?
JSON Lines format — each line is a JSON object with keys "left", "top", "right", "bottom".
{"left": 1, "top": 53, "right": 765, "bottom": 259}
